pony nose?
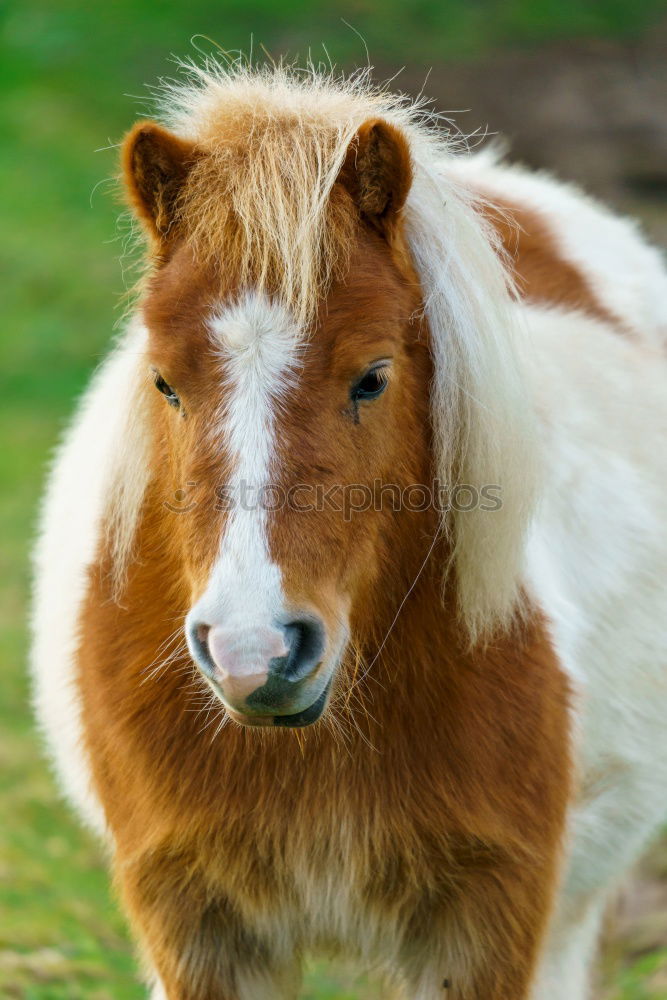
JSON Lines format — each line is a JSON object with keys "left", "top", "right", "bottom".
{"left": 192, "top": 617, "right": 325, "bottom": 711}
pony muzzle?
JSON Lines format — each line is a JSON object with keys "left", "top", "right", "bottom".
{"left": 188, "top": 617, "right": 330, "bottom": 727}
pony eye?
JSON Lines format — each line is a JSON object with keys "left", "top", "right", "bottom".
{"left": 153, "top": 372, "right": 180, "bottom": 409}
{"left": 351, "top": 365, "right": 390, "bottom": 403}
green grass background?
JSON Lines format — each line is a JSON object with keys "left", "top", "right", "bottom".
{"left": 1, "top": 1, "right": 666, "bottom": 996}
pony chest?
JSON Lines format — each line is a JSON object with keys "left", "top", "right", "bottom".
{"left": 218, "top": 827, "right": 427, "bottom": 958}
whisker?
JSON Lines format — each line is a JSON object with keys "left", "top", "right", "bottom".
{"left": 350, "top": 526, "right": 442, "bottom": 693}
{"left": 140, "top": 639, "right": 190, "bottom": 685}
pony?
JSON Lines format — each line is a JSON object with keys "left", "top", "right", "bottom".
{"left": 31, "top": 60, "right": 667, "bottom": 999}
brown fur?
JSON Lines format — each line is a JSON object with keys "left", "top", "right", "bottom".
{"left": 81, "top": 539, "right": 570, "bottom": 998}
{"left": 480, "top": 195, "right": 623, "bottom": 329}
{"left": 72, "top": 121, "right": 575, "bottom": 998}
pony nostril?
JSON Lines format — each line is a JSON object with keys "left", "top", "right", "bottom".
{"left": 281, "top": 617, "right": 326, "bottom": 682}
{"left": 190, "top": 622, "right": 215, "bottom": 677}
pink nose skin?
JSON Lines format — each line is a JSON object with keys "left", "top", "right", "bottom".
{"left": 198, "top": 624, "right": 289, "bottom": 707}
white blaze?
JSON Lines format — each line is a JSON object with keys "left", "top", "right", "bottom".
{"left": 188, "top": 293, "right": 302, "bottom": 636}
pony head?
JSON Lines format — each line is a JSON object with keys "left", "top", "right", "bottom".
{"left": 118, "top": 63, "right": 537, "bottom": 727}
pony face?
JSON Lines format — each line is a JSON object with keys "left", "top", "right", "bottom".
{"left": 142, "top": 214, "right": 434, "bottom": 728}
{"left": 130, "top": 113, "right": 439, "bottom": 726}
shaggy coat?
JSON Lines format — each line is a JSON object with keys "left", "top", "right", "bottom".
{"left": 32, "top": 63, "right": 667, "bottom": 1000}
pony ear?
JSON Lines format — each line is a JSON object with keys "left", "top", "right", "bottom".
{"left": 339, "top": 120, "right": 413, "bottom": 239}
{"left": 122, "top": 121, "right": 197, "bottom": 253}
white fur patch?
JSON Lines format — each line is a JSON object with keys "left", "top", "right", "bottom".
{"left": 521, "top": 301, "right": 667, "bottom": 997}
{"left": 30, "top": 321, "right": 151, "bottom": 835}
{"left": 186, "top": 294, "right": 301, "bottom": 636}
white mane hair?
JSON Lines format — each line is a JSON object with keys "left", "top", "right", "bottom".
{"left": 114, "top": 59, "right": 538, "bottom": 639}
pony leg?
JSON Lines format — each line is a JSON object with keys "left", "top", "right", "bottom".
{"left": 532, "top": 762, "right": 667, "bottom": 1000}
{"left": 396, "top": 864, "right": 563, "bottom": 1000}
{"left": 117, "top": 854, "right": 300, "bottom": 1000}
{"left": 531, "top": 896, "right": 606, "bottom": 1000}
{"left": 399, "top": 958, "right": 540, "bottom": 1000}
{"left": 146, "top": 964, "right": 301, "bottom": 1000}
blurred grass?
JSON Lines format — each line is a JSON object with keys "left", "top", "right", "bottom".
{"left": 1, "top": 0, "right": 667, "bottom": 996}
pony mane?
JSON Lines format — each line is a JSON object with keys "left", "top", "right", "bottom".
{"left": 113, "top": 59, "right": 539, "bottom": 640}
{"left": 152, "top": 60, "right": 453, "bottom": 328}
